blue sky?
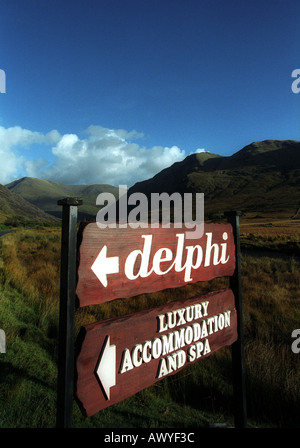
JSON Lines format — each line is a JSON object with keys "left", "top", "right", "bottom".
{"left": 0, "top": 0, "right": 299, "bottom": 186}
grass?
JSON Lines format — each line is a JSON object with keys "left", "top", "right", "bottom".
{"left": 241, "top": 254, "right": 300, "bottom": 427}
{"left": 240, "top": 215, "right": 300, "bottom": 256}
{"left": 0, "top": 221, "right": 299, "bottom": 428}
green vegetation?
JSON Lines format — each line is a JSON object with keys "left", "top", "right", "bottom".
{"left": 0, "top": 226, "right": 299, "bottom": 428}
{"left": 0, "top": 184, "right": 58, "bottom": 225}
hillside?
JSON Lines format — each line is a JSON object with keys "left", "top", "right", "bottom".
{"left": 128, "top": 140, "right": 300, "bottom": 218}
{"left": 6, "top": 178, "right": 124, "bottom": 220}
{"left": 0, "top": 184, "right": 58, "bottom": 225}
{"left": 5, "top": 140, "right": 300, "bottom": 223}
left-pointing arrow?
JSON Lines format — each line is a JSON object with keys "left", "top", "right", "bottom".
{"left": 95, "top": 336, "right": 116, "bottom": 400}
{"left": 91, "top": 245, "right": 119, "bottom": 287}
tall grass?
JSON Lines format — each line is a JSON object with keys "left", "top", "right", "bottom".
{"left": 0, "top": 229, "right": 61, "bottom": 427}
{"left": 0, "top": 228, "right": 299, "bottom": 427}
{"left": 240, "top": 254, "right": 300, "bottom": 427}
{"left": 0, "top": 229, "right": 60, "bottom": 334}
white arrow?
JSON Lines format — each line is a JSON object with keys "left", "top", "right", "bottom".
{"left": 95, "top": 336, "right": 116, "bottom": 400}
{"left": 91, "top": 245, "right": 119, "bottom": 287}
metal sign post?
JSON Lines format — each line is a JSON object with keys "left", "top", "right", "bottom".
{"left": 225, "top": 211, "right": 247, "bottom": 428}
{"left": 56, "top": 197, "right": 82, "bottom": 428}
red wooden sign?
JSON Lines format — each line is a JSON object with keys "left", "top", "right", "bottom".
{"left": 75, "top": 288, "right": 237, "bottom": 417}
{"left": 76, "top": 223, "right": 236, "bottom": 307}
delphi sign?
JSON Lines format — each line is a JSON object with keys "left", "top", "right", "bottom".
{"left": 56, "top": 200, "right": 246, "bottom": 427}
{"left": 75, "top": 288, "right": 237, "bottom": 417}
{"left": 76, "top": 222, "right": 236, "bottom": 307}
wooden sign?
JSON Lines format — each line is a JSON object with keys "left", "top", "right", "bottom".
{"left": 75, "top": 288, "right": 237, "bottom": 417}
{"left": 76, "top": 223, "right": 236, "bottom": 307}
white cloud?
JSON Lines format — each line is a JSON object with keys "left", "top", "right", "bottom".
{"left": 0, "top": 126, "right": 60, "bottom": 184}
{"left": 86, "top": 125, "right": 144, "bottom": 142}
{"left": 0, "top": 126, "right": 42, "bottom": 148}
{"left": 0, "top": 148, "right": 22, "bottom": 185}
{"left": 24, "top": 125, "right": 187, "bottom": 186}
{"left": 45, "top": 129, "right": 61, "bottom": 144}
{"left": 0, "top": 124, "right": 205, "bottom": 187}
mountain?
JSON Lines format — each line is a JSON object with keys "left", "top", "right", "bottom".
{"left": 5, "top": 140, "right": 300, "bottom": 223}
{"left": 127, "top": 140, "right": 300, "bottom": 218}
{"left": 6, "top": 177, "right": 124, "bottom": 220}
{"left": 0, "top": 184, "right": 59, "bottom": 225}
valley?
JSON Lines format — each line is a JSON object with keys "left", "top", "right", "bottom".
{"left": 0, "top": 139, "right": 299, "bottom": 428}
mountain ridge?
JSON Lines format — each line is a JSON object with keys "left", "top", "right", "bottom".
{"left": 0, "top": 183, "right": 59, "bottom": 224}
{"left": 128, "top": 139, "right": 300, "bottom": 217}
{"left": 6, "top": 177, "right": 123, "bottom": 220}
{"left": 4, "top": 139, "right": 300, "bottom": 223}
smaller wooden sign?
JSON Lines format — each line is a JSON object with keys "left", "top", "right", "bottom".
{"left": 76, "top": 223, "right": 236, "bottom": 307}
{"left": 75, "top": 288, "right": 237, "bottom": 417}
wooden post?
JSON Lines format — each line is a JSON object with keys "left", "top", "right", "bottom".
{"left": 225, "top": 210, "right": 247, "bottom": 428}
{"left": 56, "top": 197, "right": 82, "bottom": 428}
